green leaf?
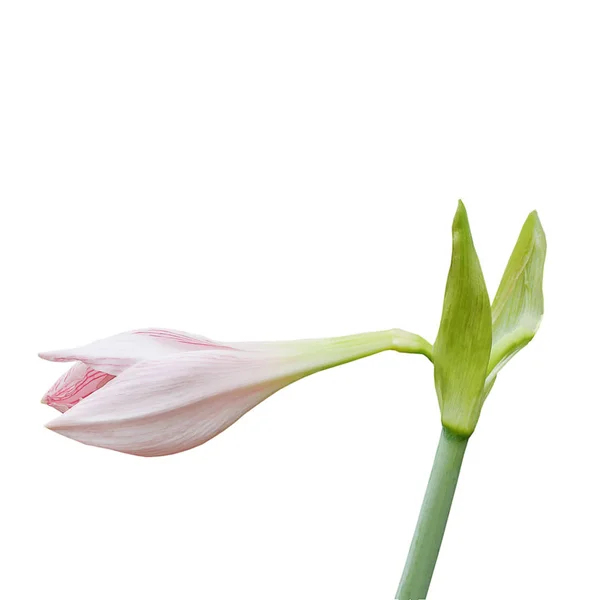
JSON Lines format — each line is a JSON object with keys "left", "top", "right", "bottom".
{"left": 484, "top": 211, "right": 546, "bottom": 396}
{"left": 433, "top": 201, "right": 492, "bottom": 436}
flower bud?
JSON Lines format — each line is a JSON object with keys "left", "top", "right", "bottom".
{"left": 41, "top": 327, "right": 430, "bottom": 457}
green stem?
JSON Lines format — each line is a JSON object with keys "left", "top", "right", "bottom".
{"left": 395, "top": 427, "right": 468, "bottom": 600}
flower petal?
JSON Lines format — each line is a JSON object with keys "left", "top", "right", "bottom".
{"left": 38, "top": 329, "right": 232, "bottom": 375}
{"left": 41, "top": 362, "right": 115, "bottom": 413}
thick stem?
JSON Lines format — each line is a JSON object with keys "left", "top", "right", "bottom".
{"left": 395, "top": 427, "right": 468, "bottom": 600}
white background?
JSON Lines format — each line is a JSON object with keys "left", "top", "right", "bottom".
{"left": 1, "top": 2, "right": 598, "bottom": 599}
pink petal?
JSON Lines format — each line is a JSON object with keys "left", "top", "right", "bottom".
{"left": 42, "top": 362, "right": 115, "bottom": 413}
{"left": 38, "top": 328, "right": 233, "bottom": 375}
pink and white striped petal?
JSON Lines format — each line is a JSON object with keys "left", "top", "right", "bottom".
{"left": 38, "top": 328, "right": 233, "bottom": 375}
{"left": 42, "top": 362, "right": 115, "bottom": 413}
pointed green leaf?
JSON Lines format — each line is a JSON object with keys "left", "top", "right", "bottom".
{"left": 484, "top": 211, "right": 546, "bottom": 396}
{"left": 433, "top": 201, "right": 492, "bottom": 436}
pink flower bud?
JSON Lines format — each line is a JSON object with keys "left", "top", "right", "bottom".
{"left": 40, "top": 328, "right": 431, "bottom": 457}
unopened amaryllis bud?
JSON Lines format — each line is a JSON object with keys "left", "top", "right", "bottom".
{"left": 40, "top": 328, "right": 432, "bottom": 457}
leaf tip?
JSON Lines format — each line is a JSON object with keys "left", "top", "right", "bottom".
{"left": 453, "top": 199, "right": 469, "bottom": 228}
